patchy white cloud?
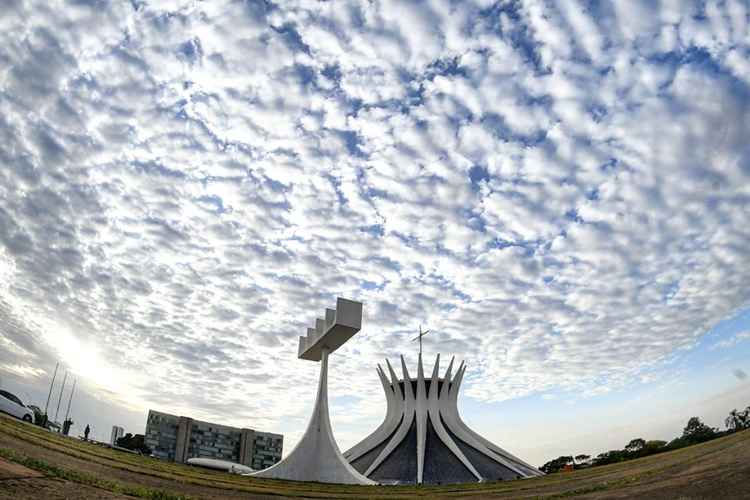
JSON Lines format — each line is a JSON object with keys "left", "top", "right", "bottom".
{"left": 712, "top": 331, "right": 750, "bottom": 350}
{"left": 0, "top": 0, "right": 749, "bottom": 452}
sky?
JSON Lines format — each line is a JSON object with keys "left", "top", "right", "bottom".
{"left": 0, "top": 0, "right": 749, "bottom": 467}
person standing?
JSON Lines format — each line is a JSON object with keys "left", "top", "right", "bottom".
{"left": 84, "top": 424, "right": 90, "bottom": 441}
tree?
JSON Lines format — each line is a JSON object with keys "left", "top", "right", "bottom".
{"left": 573, "top": 454, "right": 591, "bottom": 469}
{"left": 625, "top": 438, "right": 646, "bottom": 454}
{"left": 540, "top": 456, "right": 573, "bottom": 474}
{"left": 725, "top": 408, "right": 750, "bottom": 432}
{"left": 681, "top": 417, "right": 717, "bottom": 444}
{"left": 644, "top": 440, "right": 666, "bottom": 453}
{"left": 593, "top": 450, "right": 626, "bottom": 466}
{"left": 116, "top": 433, "right": 152, "bottom": 455}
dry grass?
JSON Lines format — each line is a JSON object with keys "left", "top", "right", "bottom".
{"left": 1, "top": 414, "right": 748, "bottom": 499}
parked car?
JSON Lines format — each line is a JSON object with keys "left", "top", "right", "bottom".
{"left": 0, "top": 390, "right": 34, "bottom": 422}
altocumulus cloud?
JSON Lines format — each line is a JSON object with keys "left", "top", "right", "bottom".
{"left": 0, "top": 0, "right": 749, "bottom": 439}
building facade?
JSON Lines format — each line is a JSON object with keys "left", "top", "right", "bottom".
{"left": 110, "top": 425, "right": 124, "bottom": 446}
{"left": 144, "top": 410, "right": 282, "bottom": 470}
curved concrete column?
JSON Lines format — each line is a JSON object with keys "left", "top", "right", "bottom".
{"left": 451, "top": 365, "right": 542, "bottom": 477}
{"left": 344, "top": 365, "right": 398, "bottom": 462}
{"left": 441, "top": 364, "right": 542, "bottom": 477}
{"left": 345, "top": 358, "right": 406, "bottom": 461}
{"left": 253, "top": 349, "right": 374, "bottom": 484}
{"left": 364, "top": 355, "right": 415, "bottom": 476}
{"left": 428, "top": 355, "right": 481, "bottom": 481}
{"left": 439, "top": 356, "right": 455, "bottom": 400}
{"left": 385, "top": 358, "right": 404, "bottom": 401}
{"left": 415, "top": 354, "right": 428, "bottom": 484}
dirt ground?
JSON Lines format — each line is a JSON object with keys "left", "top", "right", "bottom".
{"left": 0, "top": 477, "right": 132, "bottom": 500}
{"left": 1, "top": 415, "right": 749, "bottom": 499}
{"left": 0, "top": 457, "right": 43, "bottom": 479}
{"left": 0, "top": 457, "right": 127, "bottom": 499}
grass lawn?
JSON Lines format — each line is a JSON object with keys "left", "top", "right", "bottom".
{"left": 0, "top": 413, "right": 748, "bottom": 499}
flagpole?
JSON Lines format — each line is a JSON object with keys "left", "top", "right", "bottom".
{"left": 54, "top": 371, "right": 68, "bottom": 422}
{"left": 64, "top": 379, "right": 77, "bottom": 422}
{"left": 44, "top": 362, "right": 59, "bottom": 415}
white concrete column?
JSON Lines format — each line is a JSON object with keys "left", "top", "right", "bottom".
{"left": 344, "top": 365, "right": 399, "bottom": 462}
{"left": 252, "top": 348, "right": 374, "bottom": 484}
{"left": 365, "top": 356, "right": 415, "bottom": 477}
{"left": 415, "top": 353, "right": 427, "bottom": 484}
{"left": 428, "top": 355, "right": 481, "bottom": 481}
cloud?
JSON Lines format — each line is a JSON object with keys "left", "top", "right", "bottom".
{"left": 733, "top": 369, "right": 748, "bottom": 381}
{"left": 712, "top": 331, "right": 750, "bottom": 350}
{"left": 0, "top": 0, "right": 749, "bottom": 449}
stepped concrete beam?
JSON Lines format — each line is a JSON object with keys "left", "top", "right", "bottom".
{"left": 298, "top": 298, "right": 362, "bottom": 361}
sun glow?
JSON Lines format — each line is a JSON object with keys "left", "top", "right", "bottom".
{"left": 53, "top": 329, "right": 125, "bottom": 390}
{"left": 3, "top": 287, "right": 150, "bottom": 412}
{"left": 50, "top": 324, "right": 152, "bottom": 412}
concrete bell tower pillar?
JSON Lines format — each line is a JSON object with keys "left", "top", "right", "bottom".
{"left": 252, "top": 298, "right": 374, "bottom": 485}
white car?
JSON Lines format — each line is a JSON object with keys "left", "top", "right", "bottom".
{"left": 0, "top": 390, "right": 34, "bottom": 422}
